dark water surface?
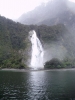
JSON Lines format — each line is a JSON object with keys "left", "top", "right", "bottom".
{"left": 0, "top": 70, "right": 75, "bottom": 100}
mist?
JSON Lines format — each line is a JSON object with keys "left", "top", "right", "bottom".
{"left": 44, "top": 42, "right": 67, "bottom": 63}
{"left": 17, "top": 0, "right": 75, "bottom": 30}
{"left": 42, "top": 25, "right": 75, "bottom": 64}
{"left": 17, "top": 0, "right": 75, "bottom": 66}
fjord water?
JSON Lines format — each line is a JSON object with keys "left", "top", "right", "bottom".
{"left": 0, "top": 70, "right": 75, "bottom": 100}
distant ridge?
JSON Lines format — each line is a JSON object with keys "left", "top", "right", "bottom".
{"left": 17, "top": 0, "right": 75, "bottom": 28}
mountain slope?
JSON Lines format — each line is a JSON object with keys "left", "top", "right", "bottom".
{"left": 0, "top": 16, "right": 31, "bottom": 68}
{"left": 18, "top": 0, "right": 75, "bottom": 28}
{"left": 1, "top": 16, "right": 75, "bottom": 68}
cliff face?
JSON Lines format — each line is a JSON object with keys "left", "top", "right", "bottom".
{"left": 17, "top": 0, "right": 75, "bottom": 29}
{"left": 0, "top": 15, "right": 75, "bottom": 68}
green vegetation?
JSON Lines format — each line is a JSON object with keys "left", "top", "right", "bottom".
{"left": 44, "top": 58, "right": 75, "bottom": 69}
{"left": 0, "top": 16, "right": 30, "bottom": 68}
{"left": 0, "top": 16, "right": 75, "bottom": 69}
{"left": 44, "top": 58, "right": 64, "bottom": 69}
{"left": 0, "top": 51, "right": 27, "bottom": 69}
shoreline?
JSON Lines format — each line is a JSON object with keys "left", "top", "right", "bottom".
{"left": 0, "top": 68, "right": 75, "bottom": 72}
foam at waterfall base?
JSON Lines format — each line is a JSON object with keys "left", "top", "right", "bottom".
{"left": 30, "top": 66, "right": 44, "bottom": 70}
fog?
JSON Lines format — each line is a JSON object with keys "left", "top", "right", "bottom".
{"left": 18, "top": 0, "right": 75, "bottom": 25}
{"left": 43, "top": 25, "right": 75, "bottom": 64}
{"left": 44, "top": 42, "right": 67, "bottom": 63}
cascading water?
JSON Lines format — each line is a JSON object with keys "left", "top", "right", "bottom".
{"left": 29, "top": 30, "right": 44, "bottom": 69}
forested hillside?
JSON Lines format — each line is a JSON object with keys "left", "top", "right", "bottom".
{"left": 0, "top": 16, "right": 75, "bottom": 68}
{"left": 0, "top": 16, "right": 30, "bottom": 68}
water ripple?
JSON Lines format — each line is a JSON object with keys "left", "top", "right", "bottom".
{"left": 0, "top": 70, "right": 75, "bottom": 100}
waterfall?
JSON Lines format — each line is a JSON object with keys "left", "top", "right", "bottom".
{"left": 29, "top": 30, "right": 44, "bottom": 69}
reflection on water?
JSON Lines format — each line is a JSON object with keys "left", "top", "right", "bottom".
{"left": 0, "top": 70, "right": 75, "bottom": 100}
{"left": 29, "top": 72, "right": 47, "bottom": 100}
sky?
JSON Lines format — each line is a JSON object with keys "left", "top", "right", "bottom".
{"left": 0, "top": 0, "right": 74, "bottom": 20}
{"left": 0, "top": 0, "right": 49, "bottom": 20}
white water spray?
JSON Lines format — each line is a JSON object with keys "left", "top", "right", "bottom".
{"left": 29, "top": 30, "right": 44, "bottom": 69}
